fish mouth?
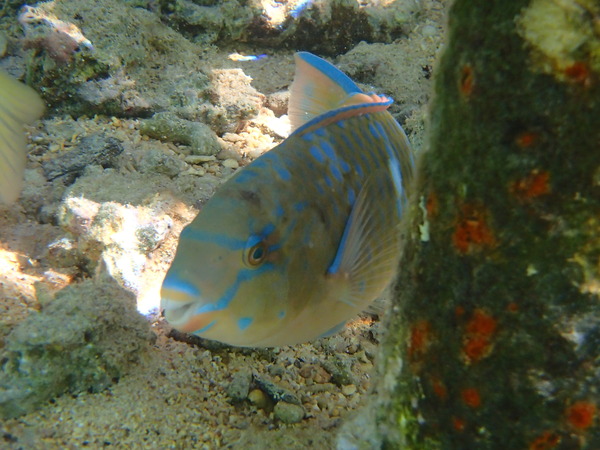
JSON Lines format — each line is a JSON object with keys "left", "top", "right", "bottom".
{"left": 160, "top": 290, "right": 198, "bottom": 329}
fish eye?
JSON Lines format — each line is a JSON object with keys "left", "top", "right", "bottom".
{"left": 245, "top": 242, "right": 268, "bottom": 267}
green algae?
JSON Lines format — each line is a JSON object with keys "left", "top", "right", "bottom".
{"left": 0, "top": 278, "right": 154, "bottom": 419}
{"left": 342, "top": 0, "right": 600, "bottom": 448}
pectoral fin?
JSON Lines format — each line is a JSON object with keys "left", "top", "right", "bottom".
{"left": 327, "top": 167, "right": 407, "bottom": 309}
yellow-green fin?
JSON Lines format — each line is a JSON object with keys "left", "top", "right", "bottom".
{"left": 288, "top": 52, "right": 393, "bottom": 133}
{"left": 0, "top": 70, "right": 44, "bottom": 204}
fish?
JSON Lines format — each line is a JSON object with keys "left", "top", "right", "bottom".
{"left": 0, "top": 70, "right": 44, "bottom": 204}
{"left": 161, "top": 51, "right": 414, "bottom": 347}
{"left": 228, "top": 53, "right": 268, "bottom": 62}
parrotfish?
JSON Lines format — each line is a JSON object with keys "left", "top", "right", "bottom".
{"left": 0, "top": 70, "right": 44, "bottom": 204}
{"left": 161, "top": 52, "right": 414, "bottom": 347}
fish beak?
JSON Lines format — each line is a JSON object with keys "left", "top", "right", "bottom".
{"left": 161, "top": 288, "right": 198, "bottom": 328}
{"left": 161, "top": 288, "right": 219, "bottom": 335}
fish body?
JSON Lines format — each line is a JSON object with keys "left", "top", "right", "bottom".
{"left": 0, "top": 70, "right": 44, "bottom": 204}
{"left": 161, "top": 52, "right": 414, "bottom": 347}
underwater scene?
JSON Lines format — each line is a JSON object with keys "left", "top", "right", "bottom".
{"left": 0, "top": 0, "right": 445, "bottom": 447}
{"left": 3, "top": 0, "right": 599, "bottom": 448}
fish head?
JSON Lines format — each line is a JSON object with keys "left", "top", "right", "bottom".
{"left": 161, "top": 182, "right": 294, "bottom": 346}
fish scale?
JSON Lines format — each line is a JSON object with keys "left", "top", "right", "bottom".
{"left": 161, "top": 52, "right": 414, "bottom": 347}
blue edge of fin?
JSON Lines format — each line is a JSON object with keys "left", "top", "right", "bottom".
{"left": 296, "top": 51, "right": 361, "bottom": 95}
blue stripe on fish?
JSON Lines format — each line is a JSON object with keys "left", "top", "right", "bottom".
{"left": 309, "top": 145, "right": 325, "bottom": 163}
{"left": 181, "top": 228, "right": 248, "bottom": 249}
{"left": 195, "top": 263, "right": 276, "bottom": 315}
{"left": 294, "top": 201, "right": 307, "bottom": 212}
{"left": 347, "top": 188, "right": 356, "bottom": 205}
{"left": 250, "top": 158, "right": 268, "bottom": 168}
{"left": 369, "top": 122, "right": 380, "bottom": 139}
{"left": 275, "top": 165, "right": 291, "bottom": 181}
{"left": 275, "top": 204, "right": 285, "bottom": 218}
{"left": 297, "top": 52, "right": 361, "bottom": 95}
{"left": 196, "top": 320, "right": 217, "bottom": 334}
{"left": 327, "top": 210, "right": 351, "bottom": 276}
{"left": 389, "top": 158, "right": 404, "bottom": 216}
{"left": 330, "top": 163, "right": 343, "bottom": 182}
{"left": 234, "top": 170, "right": 259, "bottom": 184}
{"left": 318, "top": 321, "right": 347, "bottom": 339}
{"left": 183, "top": 223, "right": 275, "bottom": 250}
{"left": 238, "top": 317, "right": 253, "bottom": 330}
{"left": 302, "top": 132, "right": 315, "bottom": 142}
{"left": 321, "top": 141, "right": 336, "bottom": 161}
{"left": 162, "top": 273, "right": 201, "bottom": 297}
{"left": 340, "top": 159, "right": 350, "bottom": 173}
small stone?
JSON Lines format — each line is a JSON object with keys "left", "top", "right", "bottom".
{"left": 180, "top": 167, "right": 206, "bottom": 177}
{"left": 248, "top": 389, "right": 269, "bottom": 409}
{"left": 267, "top": 364, "right": 285, "bottom": 378}
{"left": 341, "top": 384, "right": 357, "bottom": 396}
{"left": 184, "top": 155, "right": 216, "bottom": 164}
{"left": 135, "top": 148, "right": 187, "bottom": 178}
{"left": 274, "top": 401, "right": 305, "bottom": 424}
{"left": 140, "top": 112, "right": 221, "bottom": 156}
{"left": 322, "top": 358, "right": 356, "bottom": 387}
{"left": 221, "top": 158, "right": 239, "bottom": 169}
{"left": 421, "top": 24, "right": 438, "bottom": 37}
{"left": 299, "top": 364, "right": 332, "bottom": 384}
{"left": 42, "top": 134, "right": 124, "bottom": 183}
{"left": 46, "top": 237, "right": 80, "bottom": 267}
{"left": 226, "top": 370, "right": 252, "bottom": 403}
{"left": 265, "top": 91, "right": 289, "bottom": 117}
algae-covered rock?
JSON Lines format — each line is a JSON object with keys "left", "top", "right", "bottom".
{"left": 341, "top": 0, "right": 600, "bottom": 448}
{"left": 41, "top": 133, "right": 124, "bottom": 183}
{"left": 18, "top": 0, "right": 210, "bottom": 117}
{"left": 158, "top": 0, "right": 256, "bottom": 45}
{"left": 200, "top": 68, "right": 265, "bottom": 135}
{"left": 0, "top": 278, "right": 154, "bottom": 419}
{"left": 226, "top": 369, "right": 252, "bottom": 403}
{"left": 140, "top": 112, "right": 221, "bottom": 156}
{"left": 274, "top": 401, "right": 305, "bottom": 424}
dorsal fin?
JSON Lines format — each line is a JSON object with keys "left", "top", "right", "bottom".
{"left": 288, "top": 52, "right": 393, "bottom": 133}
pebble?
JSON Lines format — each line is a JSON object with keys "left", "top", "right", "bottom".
{"left": 273, "top": 401, "right": 305, "bottom": 424}
{"left": 248, "top": 389, "right": 269, "bottom": 409}
{"left": 185, "top": 155, "right": 216, "bottom": 164}
{"left": 180, "top": 167, "right": 206, "bottom": 176}
{"left": 421, "top": 24, "right": 438, "bottom": 37}
{"left": 298, "top": 364, "right": 332, "bottom": 384}
{"left": 322, "top": 358, "right": 356, "bottom": 387}
{"left": 225, "top": 370, "right": 252, "bottom": 403}
{"left": 341, "top": 384, "right": 357, "bottom": 396}
{"left": 221, "top": 158, "right": 239, "bottom": 169}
